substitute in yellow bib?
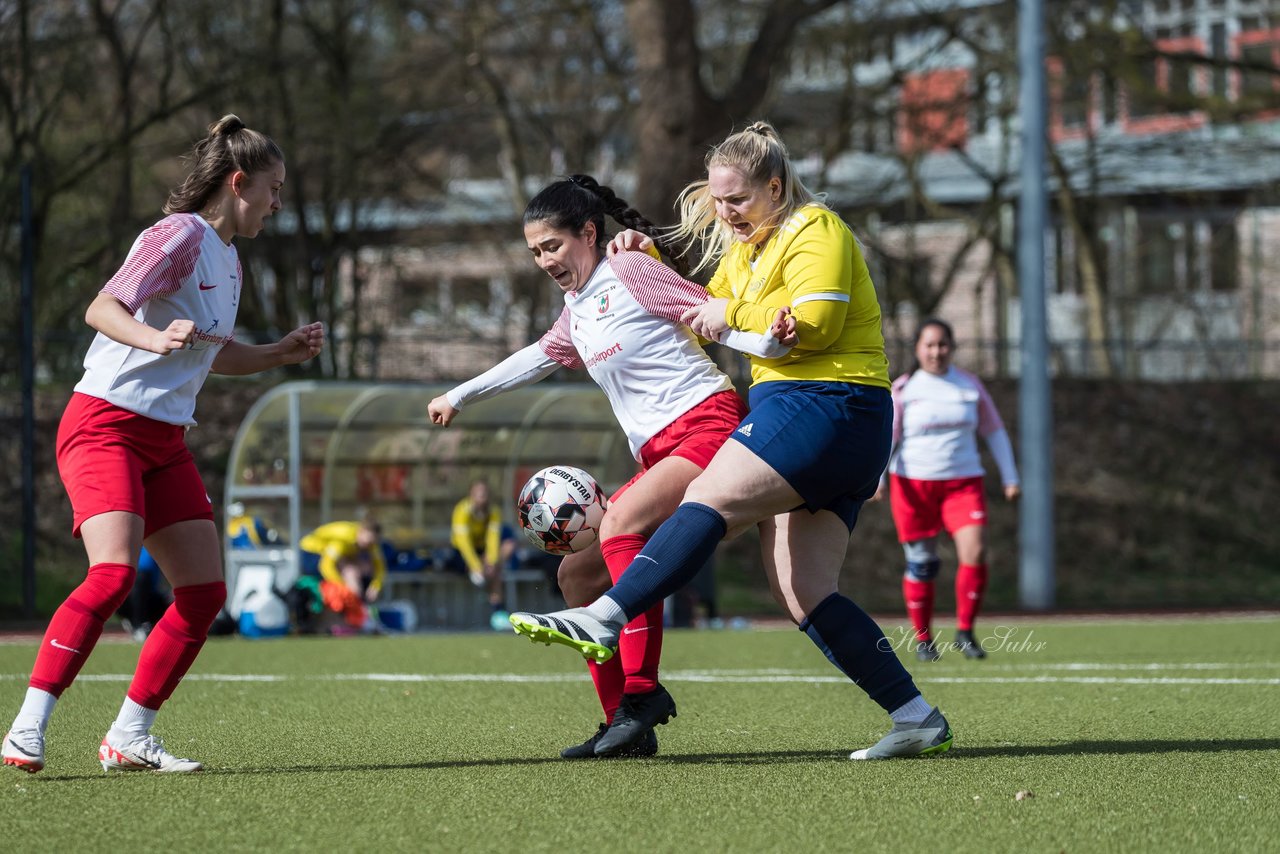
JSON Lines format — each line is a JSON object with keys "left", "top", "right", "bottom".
{"left": 447, "top": 480, "right": 516, "bottom": 631}
{"left": 299, "top": 516, "right": 385, "bottom": 632}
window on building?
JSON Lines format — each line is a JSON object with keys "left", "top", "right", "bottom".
{"left": 1136, "top": 218, "right": 1190, "bottom": 294}
{"left": 1128, "top": 53, "right": 1162, "bottom": 118}
{"left": 1240, "top": 41, "right": 1275, "bottom": 99}
{"left": 1167, "top": 54, "right": 1197, "bottom": 103}
{"left": 1061, "top": 69, "right": 1091, "bottom": 128}
{"left": 1134, "top": 210, "right": 1240, "bottom": 294}
{"left": 1208, "top": 219, "right": 1240, "bottom": 292}
{"left": 1211, "top": 23, "right": 1228, "bottom": 98}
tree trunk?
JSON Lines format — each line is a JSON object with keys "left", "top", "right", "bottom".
{"left": 622, "top": 0, "right": 726, "bottom": 220}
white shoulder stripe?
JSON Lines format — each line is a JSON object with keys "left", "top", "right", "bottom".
{"left": 792, "top": 292, "right": 851, "bottom": 305}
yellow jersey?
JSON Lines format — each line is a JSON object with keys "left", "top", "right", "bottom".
{"left": 450, "top": 499, "right": 502, "bottom": 573}
{"left": 707, "top": 205, "right": 890, "bottom": 389}
{"left": 299, "top": 521, "right": 387, "bottom": 594}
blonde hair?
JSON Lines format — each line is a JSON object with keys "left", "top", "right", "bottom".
{"left": 164, "top": 115, "right": 284, "bottom": 214}
{"left": 668, "top": 121, "right": 826, "bottom": 275}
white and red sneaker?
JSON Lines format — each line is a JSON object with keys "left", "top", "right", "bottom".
{"left": 99, "top": 731, "right": 203, "bottom": 773}
{"left": 3, "top": 728, "right": 45, "bottom": 773}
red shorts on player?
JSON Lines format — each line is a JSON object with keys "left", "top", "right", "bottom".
{"left": 889, "top": 474, "right": 987, "bottom": 543}
{"left": 56, "top": 392, "right": 214, "bottom": 538}
{"left": 611, "top": 390, "right": 749, "bottom": 502}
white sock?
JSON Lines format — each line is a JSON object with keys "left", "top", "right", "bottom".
{"left": 13, "top": 688, "right": 58, "bottom": 733}
{"left": 587, "top": 595, "right": 627, "bottom": 625}
{"left": 889, "top": 695, "right": 934, "bottom": 725}
{"left": 110, "top": 697, "right": 158, "bottom": 739}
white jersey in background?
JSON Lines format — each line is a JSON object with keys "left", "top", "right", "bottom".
{"left": 888, "top": 366, "right": 1019, "bottom": 485}
{"left": 447, "top": 252, "right": 788, "bottom": 459}
{"left": 74, "top": 214, "right": 241, "bottom": 426}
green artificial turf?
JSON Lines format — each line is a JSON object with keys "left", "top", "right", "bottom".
{"left": 2, "top": 616, "right": 1278, "bottom": 852}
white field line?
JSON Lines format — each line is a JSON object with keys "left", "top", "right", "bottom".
{"left": 1, "top": 668, "right": 1278, "bottom": 686}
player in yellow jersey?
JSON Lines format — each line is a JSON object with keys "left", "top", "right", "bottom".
{"left": 510, "top": 122, "right": 951, "bottom": 761}
{"left": 447, "top": 480, "right": 517, "bottom": 631}
{"left": 299, "top": 516, "right": 385, "bottom": 634}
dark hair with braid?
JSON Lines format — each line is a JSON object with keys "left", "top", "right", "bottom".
{"left": 523, "top": 174, "right": 689, "bottom": 276}
{"left": 164, "top": 114, "right": 284, "bottom": 215}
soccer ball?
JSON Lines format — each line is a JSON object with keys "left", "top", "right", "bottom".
{"left": 516, "top": 465, "right": 608, "bottom": 555}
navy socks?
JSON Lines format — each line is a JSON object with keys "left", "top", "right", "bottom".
{"left": 606, "top": 502, "right": 727, "bottom": 620}
{"left": 799, "top": 592, "right": 921, "bottom": 712}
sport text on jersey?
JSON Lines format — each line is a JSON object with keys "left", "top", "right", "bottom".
{"left": 584, "top": 342, "right": 623, "bottom": 368}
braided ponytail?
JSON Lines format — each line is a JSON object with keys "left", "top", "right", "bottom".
{"left": 524, "top": 175, "right": 690, "bottom": 277}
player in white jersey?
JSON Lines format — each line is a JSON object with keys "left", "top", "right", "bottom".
{"left": 428, "top": 175, "right": 794, "bottom": 759}
{"left": 875, "top": 318, "right": 1020, "bottom": 661}
{"left": 3, "top": 115, "right": 324, "bottom": 776}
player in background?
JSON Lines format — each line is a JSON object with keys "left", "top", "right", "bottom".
{"left": 299, "top": 516, "right": 387, "bottom": 635}
{"left": 428, "top": 175, "right": 795, "bottom": 759}
{"left": 873, "top": 317, "right": 1020, "bottom": 660}
{"left": 2, "top": 115, "right": 323, "bottom": 775}
{"left": 448, "top": 479, "right": 518, "bottom": 632}
{"left": 509, "top": 122, "right": 953, "bottom": 761}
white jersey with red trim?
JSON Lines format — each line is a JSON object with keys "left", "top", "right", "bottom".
{"left": 537, "top": 255, "right": 733, "bottom": 458}
{"left": 888, "top": 366, "right": 1020, "bottom": 485}
{"left": 74, "top": 213, "right": 241, "bottom": 426}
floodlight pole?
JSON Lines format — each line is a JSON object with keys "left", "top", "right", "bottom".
{"left": 1018, "top": 0, "right": 1055, "bottom": 609}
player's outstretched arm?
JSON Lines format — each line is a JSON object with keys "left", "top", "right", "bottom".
{"left": 212, "top": 322, "right": 325, "bottom": 375}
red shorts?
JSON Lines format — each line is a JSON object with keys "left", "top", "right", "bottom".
{"left": 56, "top": 392, "right": 214, "bottom": 538}
{"left": 889, "top": 474, "right": 987, "bottom": 543}
{"left": 612, "top": 390, "right": 749, "bottom": 502}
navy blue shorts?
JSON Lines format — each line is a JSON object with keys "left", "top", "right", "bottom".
{"left": 732, "top": 381, "right": 892, "bottom": 531}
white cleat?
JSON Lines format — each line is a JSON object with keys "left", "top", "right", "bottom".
{"left": 99, "top": 731, "right": 203, "bottom": 773}
{"left": 849, "top": 707, "right": 954, "bottom": 760}
{"left": 508, "top": 608, "right": 621, "bottom": 663}
{"left": 3, "top": 728, "right": 45, "bottom": 774}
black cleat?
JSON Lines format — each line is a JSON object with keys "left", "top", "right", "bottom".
{"left": 561, "top": 722, "right": 658, "bottom": 759}
{"left": 915, "top": 639, "right": 942, "bottom": 662}
{"left": 953, "top": 629, "right": 987, "bottom": 659}
{"left": 594, "top": 683, "right": 677, "bottom": 757}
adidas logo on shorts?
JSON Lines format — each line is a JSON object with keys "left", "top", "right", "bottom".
{"left": 737, "top": 423, "right": 753, "bottom": 437}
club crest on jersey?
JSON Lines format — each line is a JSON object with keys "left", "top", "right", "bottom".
{"left": 597, "top": 294, "right": 610, "bottom": 314}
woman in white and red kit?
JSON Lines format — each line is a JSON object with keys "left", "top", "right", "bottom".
{"left": 428, "top": 175, "right": 794, "bottom": 759}
{"left": 2, "top": 115, "right": 323, "bottom": 774}
{"left": 876, "top": 318, "right": 1019, "bottom": 661}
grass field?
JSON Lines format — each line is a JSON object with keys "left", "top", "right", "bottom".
{"left": 2, "top": 615, "right": 1278, "bottom": 852}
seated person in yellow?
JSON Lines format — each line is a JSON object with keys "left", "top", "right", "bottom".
{"left": 448, "top": 480, "right": 517, "bottom": 631}
{"left": 299, "top": 517, "right": 385, "bottom": 633}
{"left": 225, "top": 502, "right": 280, "bottom": 549}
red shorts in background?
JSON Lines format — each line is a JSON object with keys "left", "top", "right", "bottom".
{"left": 56, "top": 392, "right": 214, "bottom": 538}
{"left": 611, "top": 390, "right": 749, "bottom": 502}
{"left": 889, "top": 474, "right": 987, "bottom": 543}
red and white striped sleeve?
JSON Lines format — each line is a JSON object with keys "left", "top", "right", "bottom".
{"left": 964, "top": 368, "right": 1020, "bottom": 486}
{"left": 607, "top": 252, "right": 707, "bottom": 323}
{"left": 103, "top": 215, "right": 204, "bottom": 313}
{"left": 966, "top": 369, "right": 1007, "bottom": 437}
{"left": 537, "top": 307, "right": 585, "bottom": 369}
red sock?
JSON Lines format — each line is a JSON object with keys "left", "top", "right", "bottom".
{"left": 126, "top": 581, "right": 226, "bottom": 709}
{"left": 601, "top": 533, "right": 663, "bottom": 695}
{"left": 29, "top": 563, "right": 136, "bottom": 697}
{"left": 955, "top": 563, "right": 988, "bottom": 631}
{"left": 587, "top": 658, "right": 625, "bottom": 723}
{"left": 902, "top": 578, "right": 936, "bottom": 642}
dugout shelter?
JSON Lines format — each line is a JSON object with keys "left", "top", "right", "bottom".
{"left": 222, "top": 380, "right": 637, "bottom": 629}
